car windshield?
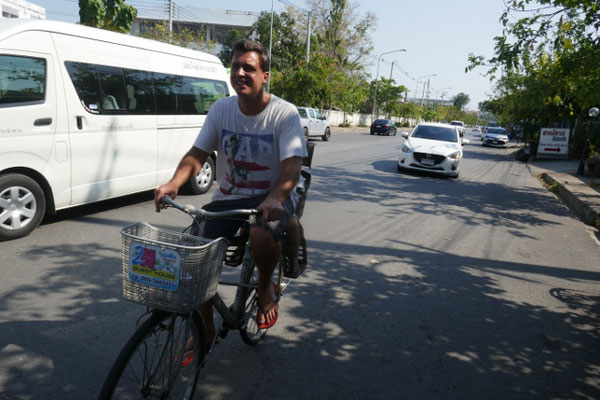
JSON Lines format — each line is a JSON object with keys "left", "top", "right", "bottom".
{"left": 487, "top": 128, "right": 506, "bottom": 134}
{"left": 374, "top": 119, "right": 390, "bottom": 124}
{"left": 450, "top": 121, "right": 464, "bottom": 126}
{"left": 412, "top": 125, "right": 458, "bottom": 142}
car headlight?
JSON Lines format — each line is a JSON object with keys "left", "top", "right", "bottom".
{"left": 401, "top": 145, "right": 412, "bottom": 153}
{"left": 448, "top": 151, "right": 461, "bottom": 160}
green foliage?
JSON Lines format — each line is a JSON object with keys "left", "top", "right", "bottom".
{"left": 139, "top": 21, "right": 215, "bottom": 51}
{"left": 251, "top": 11, "right": 305, "bottom": 72}
{"left": 452, "top": 92, "right": 470, "bottom": 110}
{"left": 78, "top": 0, "right": 137, "bottom": 33}
{"left": 370, "top": 78, "right": 407, "bottom": 117}
{"left": 467, "top": 0, "right": 600, "bottom": 152}
{"left": 218, "top": 28, "right": 247, "bottom": 66}
{"left": 271, "top": 54, "right": 336, "bottom": 108}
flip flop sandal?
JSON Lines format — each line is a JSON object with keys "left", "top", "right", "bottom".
{"left": 256, "top": 283, "right": 280, "bottom": 329}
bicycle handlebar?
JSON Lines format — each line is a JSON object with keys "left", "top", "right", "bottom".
{"left": 160, "top": 195, "right": 259, "bottom": 220}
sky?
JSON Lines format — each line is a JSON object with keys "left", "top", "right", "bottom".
{"left": 30, "top": 0, "right": 509, "bottom": 110}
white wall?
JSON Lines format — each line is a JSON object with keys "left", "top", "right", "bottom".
{"left": 322, "top": 109, "right": 418, "bottom": 127}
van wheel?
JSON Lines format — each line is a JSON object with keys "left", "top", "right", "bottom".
{"left": 322, "top": 127, "right": 331, "bottom": 142}
{"left": 0, "top": 174, "right": 46, "bottom": 241}
{"left": 186, "top": 157, "right": 215, "bottom": 195}
{"left": 304, "top": 127, "right": 309, "bottom": 140}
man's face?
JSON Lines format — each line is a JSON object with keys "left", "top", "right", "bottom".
{"left": 230, "top": 50, "right": 268, "bottom": 98}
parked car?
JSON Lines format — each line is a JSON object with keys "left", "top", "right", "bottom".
{"left": 472, "top": 126, "right": 480, "bottom": 132}
{"left": 297, "top": 106, "right": 331, "bottom": 141}
{"left": 449, "top": 120, "right": 466, "bottom": 137}
{"left": 482, "top": 127, "right": 509, "bottom": 147}
{"left": 397, "top": 122, "right": 469, "bottom": 178}
{"left": 370, "top": 119, "right": 397, "bottom": 136}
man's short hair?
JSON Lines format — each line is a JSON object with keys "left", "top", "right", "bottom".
{"left": 231, "top": 39, "right": 270, "bottom": 72}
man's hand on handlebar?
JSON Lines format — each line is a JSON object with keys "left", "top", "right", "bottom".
{"left": 154, "top": 182, "right": 180, "bottom": 212}
{"left": 257, "top": 196, "right": 284, "bottom": 224}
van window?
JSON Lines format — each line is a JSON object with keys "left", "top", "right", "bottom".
{"left": 308, "top": 109, "right": 315, "bottom": 118}
{"left": 123, "top": 69, "right": 154, "bottom": 114}
{"left": 0, "top": 54, "right": 46, "bottom": 106}
{"left": 297, "top": 108, "right": 307, "bottom": 118}
{"left": 65, "top": 61, "right": 228, "bottom": 115}
{"left": 153, "top": 73, "right": 179, "bottom": 114}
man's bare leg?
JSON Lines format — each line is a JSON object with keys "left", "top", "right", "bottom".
{"left": 251, "top": 226, "right": 280, "bottom": 326}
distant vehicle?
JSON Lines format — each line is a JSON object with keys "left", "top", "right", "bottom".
{"left": 472, "top": 126, "right": 480, "bottom": 132}
{"left": 449, "top": 120, "right": 466, "bottom": 137}
{"left": 0, "top": 20, "right": 230, "bottom": 241}
{"left": 297, "top": 106, "right": 331, "bottom": 141}
{"left": 482, "top": 127, "right": 509, "bottom": 147}
{"left": 398, "top": 122, "right": 469, "bottom": 178}
{"left": 370, "top": 119, "right": 397, "bottom": 136}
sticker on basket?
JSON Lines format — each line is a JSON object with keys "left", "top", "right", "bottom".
{"left": 129, "top": 242, "right": 181, "bottom": 290}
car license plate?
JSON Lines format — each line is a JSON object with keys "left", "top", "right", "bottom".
{"left": 421, "top": 158, "right": 434, "bottom": 166}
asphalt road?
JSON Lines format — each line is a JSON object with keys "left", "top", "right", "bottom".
{"left": 1, "top": 129, "right": 599, "bottom": 399}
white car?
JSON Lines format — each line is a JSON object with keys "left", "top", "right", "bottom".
{"left": 297, "top": 106, "right": 331, "bottom": 141}
{"left": 482, "top": 127, "right": 509, "bottom": 147}
{"left": 398, "top": 122, "right": 469, "bottom": 178}
{"left": 449, "top": 120, "right": 466, "bottom": 137}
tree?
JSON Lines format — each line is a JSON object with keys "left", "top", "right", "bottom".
{"left": 270, "top": 54, "right": 336, "bottom": 108}
{"left": 452, "top": 92, "right": 470, "bottom": 110}
{"left": 297, "top": 0, "right": 377, "bottom": 74}
{"left": 370, "top": 78, "right": 407, "bottom": 117}
{"left": 78, "top": 0, "right": 137, "bottom": 33}
{"left": 218, "top": 28, "right": 247, "bottom": 66}
{"left": 466, "top": 0, "right": 600, "bottom": 150}
{"left": 250, "top": 11, "right": 305, "bottom": 72}
{"left": 138, "top": 21, "right": 214, "bottom": 52}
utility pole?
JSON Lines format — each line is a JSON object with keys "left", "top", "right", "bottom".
{"left": 267, "top": 0, "right": 274, "bottom": 92}
{"left": 168, "top": 0, "right": 173, "bottom": 32}
{"left": 305, "top": 10, "right": 312, "bottom": 62}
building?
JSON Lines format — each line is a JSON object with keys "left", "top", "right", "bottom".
{"left": 0, "top": 0, "right": 44, "bottom": 19}
{"left": 133, "top": 5, "right": 260, "bottom": 55}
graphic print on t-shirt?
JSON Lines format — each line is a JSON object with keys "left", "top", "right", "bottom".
{"left": 220, "top": 129, "right": 275, "bottom": 196}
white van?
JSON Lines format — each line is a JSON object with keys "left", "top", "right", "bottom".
{"left": 0, "top": 20, "right": 232, "bottom": 241}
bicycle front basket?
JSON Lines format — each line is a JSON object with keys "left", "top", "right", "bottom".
{"left": 120, "top": 222, "right": 229, "bottom": 312}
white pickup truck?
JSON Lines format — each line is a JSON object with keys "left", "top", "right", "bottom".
{"left": 297, "top": 106, "right": 331, "bottom": 141}
{"left": 450, "top": 120, "right": 466, "bottom": 137}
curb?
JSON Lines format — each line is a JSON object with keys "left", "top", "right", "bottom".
{"left": 540, "top": 172, "right": 600, "bottom": 228}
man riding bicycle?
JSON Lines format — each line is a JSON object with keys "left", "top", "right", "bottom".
{"left": 154, "top": 39, "right": 307, "bottom": 349}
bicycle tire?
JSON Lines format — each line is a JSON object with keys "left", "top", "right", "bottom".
{"left": 98, "top": 310, "right": 205, "bottom": 400}
{"left": 238, "top": 260, "right": 268, "bottom": 346}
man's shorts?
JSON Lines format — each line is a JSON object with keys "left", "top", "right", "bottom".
{"left": 190, "top": 193, "right": 293, "bottom": 242}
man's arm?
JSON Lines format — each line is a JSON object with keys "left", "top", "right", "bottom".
{"left": 259, "top": 156, "right": 302, "bottom": 222}
{"left": 154, "top": 146, "right": 210, "bottom": 211}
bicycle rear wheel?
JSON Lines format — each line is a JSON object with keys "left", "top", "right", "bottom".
{"left": 238, "top": 261, "right": 268, "bottom": 346}
{"left": 98, "top": 310, "right": 205, "bottom": 400}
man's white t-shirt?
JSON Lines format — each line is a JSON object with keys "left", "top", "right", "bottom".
{"left": 194, "top": 95, "right": 307, "bottom": 201}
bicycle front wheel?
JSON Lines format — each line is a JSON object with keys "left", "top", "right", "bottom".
{"left": 98, "top": 310, "right": 205, "bottom": 400}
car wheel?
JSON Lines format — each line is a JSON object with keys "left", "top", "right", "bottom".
{"left": 186, "top": 156, "right": 215, "bottom": 195}
{"left": 322, "top": 127, "right": 331, "bottom": 142}
{"left": 304, "top": 127, "right": 309, "bottom": 140}
{"left": 0, "top": 174, "right": 46, "bottom": 241}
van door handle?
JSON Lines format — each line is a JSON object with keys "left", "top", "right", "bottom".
{"left": 76, "top": 116, "right": 83, "bottom": 130}
{"left": 34, "top": 117, "right": 52, "bottom": 126}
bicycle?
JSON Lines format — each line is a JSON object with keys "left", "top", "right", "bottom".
{"left": 98, "top": 196, "right": 296, "bottom": 399}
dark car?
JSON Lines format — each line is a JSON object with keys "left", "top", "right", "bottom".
{"left": 370, "top": 119, "right": 397, "bottom": 136}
